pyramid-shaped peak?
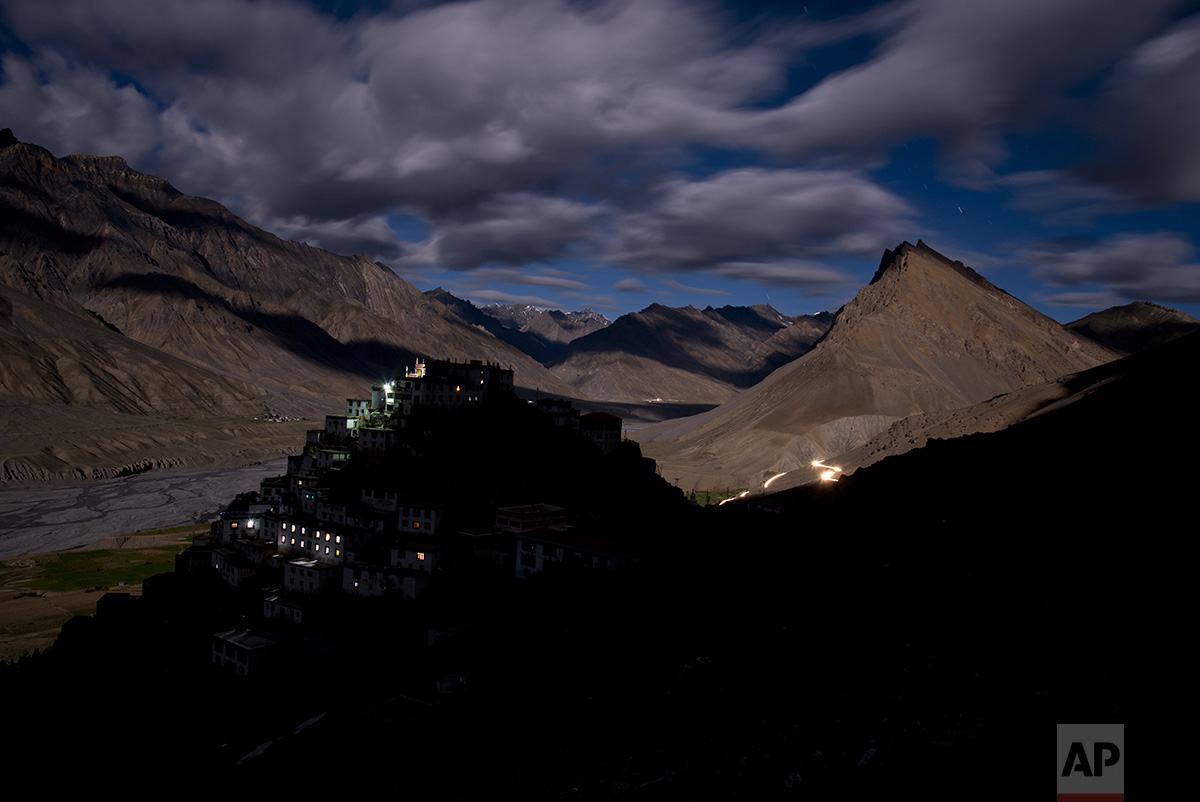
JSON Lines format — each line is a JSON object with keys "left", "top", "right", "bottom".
{"left": 869, "top": 239, "right": 998, "bottom": 293}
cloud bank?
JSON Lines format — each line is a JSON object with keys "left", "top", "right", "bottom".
{"left": 1, "top": 0, "right": 1197, "bottom": 309}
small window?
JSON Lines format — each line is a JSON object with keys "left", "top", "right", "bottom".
{"left": 417, "top": 552, "right": 425, "bottom": 561}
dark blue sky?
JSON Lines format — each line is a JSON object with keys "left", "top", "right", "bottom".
{"left": 2, "top": 0, "right": 1198, "bottom": 321}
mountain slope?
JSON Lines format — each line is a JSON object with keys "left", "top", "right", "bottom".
{"left": 766, "top": 326, "right": 1198, "bottom": 534}
{"left": 637, "top": 241, "right": 1116, "bottom": 488}
{"left": 548, "top": 303, "right": 832, "bottom": 404}
{"left": 0, "top": 132, "right": 573, "bottom": 483}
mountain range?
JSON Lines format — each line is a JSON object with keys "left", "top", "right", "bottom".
{"left": 3, "top": 130, "right": 1196, "bottom": 492}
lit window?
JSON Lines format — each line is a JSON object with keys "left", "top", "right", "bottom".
{"left": 325, "top": 547, "right": 330, "bottom": 554}
{"left": 279, "top": 536, "right": 285, "bottom": 544}
{"left": 300, "top": 541, "right": 305, "bottom": 548}
{"left": 335, "top": 535, "right": 341, "bottom": 544}
{"left": 290, "top": 538, "right": 295, "bottom": 545}
{"left": 335, "top": 549, "right": 341, "bottom": 557}
{"left": 230, "top": 522, "right": 238, "bottom": 529}
{"left": 291, "top": 524, "right": 296, "bottom": 533}
{"left": 325, "top": 533, "right": 330, "bottom": 541}
{"left": 301, "top": 527, "right": 306, "bottom": 535}
{"left": 413, "top": 522, "right": 420, "bottom": 529}
{"left": 417, "top": 552, "right": 425, "bottom": 561}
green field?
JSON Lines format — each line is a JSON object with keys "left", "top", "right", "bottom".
{"left": 25, "top": 546, "right": 183, "bottom": 592}
{"left": 693, "top": 488, "right": 747, "bottom": 507}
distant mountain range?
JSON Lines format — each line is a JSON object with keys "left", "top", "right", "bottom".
{"left": 546, "top": 303, "right": 832, "bottom": 404}
{"left": 423, "top": 289, "right": 609, "bottom": 364}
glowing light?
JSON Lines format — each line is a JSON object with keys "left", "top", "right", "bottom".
{"left": 763, "top": 472, "right": 787, "bottom": 489}
{"left": 812, "top": 459, "right": 843, "bottom": 482}
{"left": 717, "top": 490, "right": 750, "bottom": 506}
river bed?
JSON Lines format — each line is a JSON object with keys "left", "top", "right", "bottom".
{"left": 0, "top": 459, "right": 288, "bottom": 558}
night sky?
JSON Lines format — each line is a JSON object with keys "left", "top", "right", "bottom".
{"left": 2, "top": 0, "right": 1198, "bottom": 321}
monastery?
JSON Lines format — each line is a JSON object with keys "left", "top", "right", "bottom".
{"left": 180, "top": 357, "right": 629, "bottom": 672}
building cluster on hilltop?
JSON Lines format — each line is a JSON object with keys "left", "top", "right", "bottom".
{"left": 177, "top": 357, "right": 632, "bottom": 675}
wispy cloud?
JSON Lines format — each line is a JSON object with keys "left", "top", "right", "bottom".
{"left": 1022, "top": 231, "right": 1200, "bottom": 305}
{"left": 663, "top": 279, "right": 730, "bottom": 296}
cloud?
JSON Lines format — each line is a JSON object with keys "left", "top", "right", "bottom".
{"left": 1038, "top": 290, "right": 1124, "bottom": 310}
{"left": 994, "top": 170, "right": 1125, "bottom": 226}
{"left": 609, "top": 168, "right": 913, "bottom": 273}
{"left": 465, "top": 266, "right": 591, "bottom": 291}
{"left": 755, "top": 0, "right": 1185, "bottom": 183}
{"left": 0, "top": 50, "right": 165, "bottom": 162}
{"left": 662, "top": 279, "right": 730, "bottom": 296}
{"left": 466, "top": 289, "right": 562, "bottom": 308}
{"left": 4, "top": 0, "right": 1199, "bottom": 311}
{"left": 1084, "top": 12, "right": 1200, "bottom": 203}
{"left": 265, "top": 213, "right": 405, "bottom": 260}
{"left": 394, "top": 194, "right": 602, "bottom": 270}
{"left": 1022, "top": 232, "right": 1200, "bottom": 305}
{"left": 710, "top": 261, "right": 854, "bottom": 294}
{"left": 0, "top": 0, "right": 796, "bottom": 219}
{"left": 614, "top": 277, "right": 648, "bottom": 292}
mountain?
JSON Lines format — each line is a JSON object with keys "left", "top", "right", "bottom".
{"left": 0, "top": 131, "right": 572, "bottom": 483}
{"left": 547, "top": 303, "right": 832, "bottom": 404}
{"left": 521, "top": 307, "right": 610, "bottom": 345}
{"left": 479, "top": 302, "right": 545, "bottom": 330}
{"left": 764, "top": 326, "right": 1198, "bottom": 535}
{"left": 1066, "top": 300, "right": 1199, "bottom": 356}
{"left": 425, "top": 291, "right": 609, "bottom": 363}
{"left": 429, "top": 290, "right": 826, "bottom": 406}
{"left": 636, "top": 241, "right": 1117, "bottom": 489}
